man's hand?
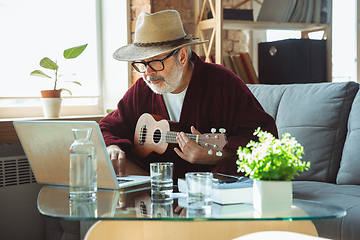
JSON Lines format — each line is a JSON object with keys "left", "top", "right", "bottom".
{"left": 174, "top": 126, "right": 235, "bottom": 165}
{"left": 107, "top": 145, "right": 127, "bottom": 176}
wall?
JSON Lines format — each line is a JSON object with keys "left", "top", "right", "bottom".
{"left": 130, "top": 0, "right": 152, "bottom": 84}
{"left": 129, "top": 0, "right": 251, "bottom": 83}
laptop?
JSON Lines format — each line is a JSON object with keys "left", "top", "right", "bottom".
{"left": 13, "top": 120, "right": 150, "bottom": 190}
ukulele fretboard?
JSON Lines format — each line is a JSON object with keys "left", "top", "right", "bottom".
{"left": 165, "top": 131, "right": 199, "bottom": 144}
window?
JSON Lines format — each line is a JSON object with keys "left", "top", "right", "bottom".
{"left": 331, "top": 0, "right": 356, "bottom": 82}
{"left": 0, "top": 0, "right": 129, "bottom": 118}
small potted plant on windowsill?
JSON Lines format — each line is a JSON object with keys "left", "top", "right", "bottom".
{"left": 237, "top": 127, "right": 311, "bottom": 213}
{"left": 30, "top": 43, "right": 88, "bottom": 118}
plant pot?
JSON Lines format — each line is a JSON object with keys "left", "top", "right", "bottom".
{"left": 40, "top": 90, "right": 62, "bottom": 118}
{"left": 253, "top": 179, "right": 292, "bottom": 213}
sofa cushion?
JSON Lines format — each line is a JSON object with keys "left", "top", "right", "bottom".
{"left": 293, "top": 181, "right": 360, "bottom": 240}
{"left": 337, "top": 89, "right": 360, "bottom": 185}
{"left": 246, "top": 84, "right": 287, "bottom": 119}
{"left": 248, "top": 82, "right": 359, "bottom": 183}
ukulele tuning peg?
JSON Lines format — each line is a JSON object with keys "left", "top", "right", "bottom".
{"left": 219, "top": 128, "right": 226, "bottom": 134}
{"left": 208, "top": 149, "right": 213, "bottom": 155}
{"left": 216, "top": 151, "right": 223, "bottom": 157}
{"left": 211, "top": 128, "right": 216, "bottom": 133}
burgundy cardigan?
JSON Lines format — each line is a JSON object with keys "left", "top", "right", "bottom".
{"left": 99, "top": 52, "right": 278, "bottom": 180}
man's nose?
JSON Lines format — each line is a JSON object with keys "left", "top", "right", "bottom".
{"left": 145, "top": 65, "right": 157, "bottom": 75}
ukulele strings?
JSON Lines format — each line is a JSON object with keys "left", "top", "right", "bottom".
{"left": 137, "top": 131, "right": 220, "bottom": 147}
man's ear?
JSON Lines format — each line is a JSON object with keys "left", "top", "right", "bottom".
{"left": 178, "top": 47, "right": 188, "bottom": 66}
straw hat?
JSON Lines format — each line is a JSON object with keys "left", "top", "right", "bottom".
{"left": 113, "top": 10, "right": 207, "bottom": 61}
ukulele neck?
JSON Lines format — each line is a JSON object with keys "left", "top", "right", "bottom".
{"left": 165, "top": 131, "right": 199, "bottom": 144}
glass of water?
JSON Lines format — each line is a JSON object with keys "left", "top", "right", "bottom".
{"left": 185, "top": 172, "right": 213, "bottom": 208}
{"left": 150, "top": 162, "right": 173, "bottom": 199}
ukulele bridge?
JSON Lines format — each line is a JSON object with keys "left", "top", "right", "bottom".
{"left": 139, "top": 124, "right": 146, "bottom": 145}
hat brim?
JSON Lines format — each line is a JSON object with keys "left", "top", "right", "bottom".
{"left": 113, "top": 38, "right": 207, "bottom": 61}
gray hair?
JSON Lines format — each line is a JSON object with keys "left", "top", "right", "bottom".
{"left": 174, "top": 46, "right": 192, "bottom": 61}
{"left": 186, "top": 46, "right": 192, "bottom": 60}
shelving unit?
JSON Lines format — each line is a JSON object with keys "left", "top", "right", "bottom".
{"left": 194, "top": 0, "right": 332, "bottom": 81}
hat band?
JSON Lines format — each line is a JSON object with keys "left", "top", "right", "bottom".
{"left": 133, "top": 37, "right": 200, "bottom": 47}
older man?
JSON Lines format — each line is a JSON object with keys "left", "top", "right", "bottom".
{"left": 99, "top": 10, "right": 278, "bottom": 180}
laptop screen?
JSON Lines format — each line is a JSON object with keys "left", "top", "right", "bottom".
{"left": 13, "top": 120, "right": 149, "bottom": 189}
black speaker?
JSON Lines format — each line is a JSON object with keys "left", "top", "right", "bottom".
{"left": 258, "top": 39, "right": 327, "bottom": 84}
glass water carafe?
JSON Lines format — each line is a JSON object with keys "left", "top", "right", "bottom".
{"left": 69, "top": 128, "right": 97, "bottom": 200}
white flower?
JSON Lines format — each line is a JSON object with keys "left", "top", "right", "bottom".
{"left": 236, "top": 127, "right": 308, "bottom": 181}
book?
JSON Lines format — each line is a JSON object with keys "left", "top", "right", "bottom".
{"left": 229, "top": 54, "right": 243, "bottom": 80}
{"left": 211, "top": 202, "right": 254, "bottom": 218}
{"left": 284, "top": 0, "right": 297, "bottom": 22}
{"left": 208, "top": 9, "right": 254, "bottom": 21}
{"left": 223, "top": 55, "right": 236, "bottom": 73}
{"left": 257, "top": 0, "right": 294, "bottom": 22}
{"left": 239, "top": 52, "right": 260, "bottom": 84}
{"left": 230, "top": 54, "right": 251, "bottom": 84}
{"left": 177, "top": 177, "right": 253, "bottom": 205}
{"left": 289, "top": 0, "right": 304, "bottom": 23}
{"left": 312, "top": 0, "right": 322, "bottom": 23}
{"left": 299, "top": 0, "right": 310, "bottom": 23}
{"left": 305, "top": 0, "right": 314, "bottom": 23}
{"left": 212, "top": 178, "right": 253, "bottom": 205}
{"left": 178, "top": 196, "right": 254, "bottom": 217}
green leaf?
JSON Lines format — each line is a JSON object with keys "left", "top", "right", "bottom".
{"left": 40, "top": 57, "right": 59, "bottom": 70}
{"left": 30, "top": 70, "right": 52, "bottom": 78}
{"left": 60, "top": 88, "right": 72, "bottom": 96}
{"left": 59, "top": 73, "right": 76, "bottom": 78}
{"left": 106, "top": 109, "right": 115, "bottom": 114}
{"left": 236, "top": 127, "right": 309, "bottom": 181}
{"left": 66, "top": 81, "right": 82, "bottom": 86}
{"left": 63, "top": 43, "right": 88, "bottom": 59}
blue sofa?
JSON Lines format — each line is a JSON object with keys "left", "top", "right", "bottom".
{"left": 248, "top": 81, "right": 360, "bottom": 240}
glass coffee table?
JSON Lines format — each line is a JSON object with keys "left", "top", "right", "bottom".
{"left": 37, "top": 185, "right": 346, "bottom": 239}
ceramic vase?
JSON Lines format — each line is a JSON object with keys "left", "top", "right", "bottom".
{"left": 253, "top": 179, "right": 292, "bottom": 213}
{"left": 40, "top": 90, "right": 62, "bottom": 118}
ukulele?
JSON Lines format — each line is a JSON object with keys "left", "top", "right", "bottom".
{"left": 134, "top": 113, "right": 227, "bottom": 158}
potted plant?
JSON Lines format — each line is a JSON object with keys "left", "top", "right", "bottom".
{"left": 236, "top": 127, "right": 310, "bottom": 213}
{"left": 30, "top": 43, "right": 88, "bottom": 118}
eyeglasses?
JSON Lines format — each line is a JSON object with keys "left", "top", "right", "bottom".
{"left": 131, "top": 49, "right": 180, "bottom": 73}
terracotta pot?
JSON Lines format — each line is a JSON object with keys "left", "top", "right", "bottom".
{"left": 41, "top": 89, "right": 62, "bottom": 98}
{"left": 40, "top": 90, "right": 62, "bottom": 118}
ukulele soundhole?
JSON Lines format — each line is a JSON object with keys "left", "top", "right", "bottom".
{"left": 153, "top": 129, "right": 161, "bottom": 143}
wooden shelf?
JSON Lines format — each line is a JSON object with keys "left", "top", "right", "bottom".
{"left": 195, "top": 0, "right": 332, "bottom": 81}
{"left": 199, "top": 19, "right": 329, "bottom": 32}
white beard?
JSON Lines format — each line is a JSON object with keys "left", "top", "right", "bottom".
{"left": 144, "top": 61, "right": 183, "bottom": 94}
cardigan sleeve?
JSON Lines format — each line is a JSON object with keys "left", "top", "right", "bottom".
{"left": 99, "top": 78, "right": 170, "bottom": 153}
{"left": 99, "top": 82, "right": 140, "bottom": 153}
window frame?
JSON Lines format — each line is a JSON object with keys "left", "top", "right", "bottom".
{"left": 0, "top": 0, "right": 130, "bottom": 119}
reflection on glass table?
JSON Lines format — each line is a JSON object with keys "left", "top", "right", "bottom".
{"left": 37, "top": 185, "right": 346, "bottom": 221}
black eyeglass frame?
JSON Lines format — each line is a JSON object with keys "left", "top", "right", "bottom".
{"left": 131, "top": 48, "right": 180, "bottom": 73}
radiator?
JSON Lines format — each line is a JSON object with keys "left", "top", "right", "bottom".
{"left": 0, "top": 156, "right": 45, "bottom": 240}
{"left": 0, "top": 155, "right": 36, "bottom": 187}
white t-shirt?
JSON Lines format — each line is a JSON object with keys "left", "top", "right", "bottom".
{"left": 162, "top": 88, "right": 187, "bottom": 122}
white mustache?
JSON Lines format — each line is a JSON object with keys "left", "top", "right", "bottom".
{"left": 146, "top": 76, "right": 165, "bottom": 83}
